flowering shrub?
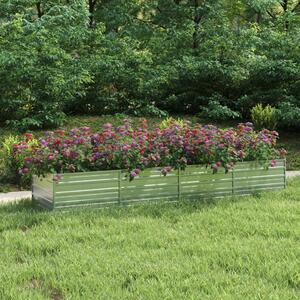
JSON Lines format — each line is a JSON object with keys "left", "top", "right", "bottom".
{"left": 12, "top": 119, "right": 286, "bottom": 181}
{"left": 1, "top": 134, "right": 39, "bottom": 188}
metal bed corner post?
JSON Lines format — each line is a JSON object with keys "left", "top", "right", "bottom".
{"left": 232, "top": 167, "right": 235, "bottom": 196}
{"left": 284, "top": 158, "right": 287, "bottom": 189}
{"left": 178, "top": 168, "right": 181, "bottom": 201}
{"left": 52, "top": 174, "right": 55, "bottom": 210}
{"left": 118, "top": 170, "right": 122, "bottom": 205}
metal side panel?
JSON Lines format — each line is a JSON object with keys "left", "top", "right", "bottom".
{"left": 32, "top": 175, "right": 54, "bottom": 210}
{"left": 32, "top": 159, "right": 286, "bottom": 210}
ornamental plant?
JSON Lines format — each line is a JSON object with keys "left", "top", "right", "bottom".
{"left": 160, "top": 117, "right": 185, "bottom": 129}
{"left": 251, "top": 104, "right": 277, "bottom": 130}
{"left": 12, "top": 119, "right": 286, "bottom": 181}
{"left": 1, "top": 134, "right": 38, "bottom": 188}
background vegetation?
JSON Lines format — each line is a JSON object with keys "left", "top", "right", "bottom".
{"left": 0, "top": 0, "right": 299, "bottom": 130}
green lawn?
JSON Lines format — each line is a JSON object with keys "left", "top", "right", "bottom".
{"left": 1, "top": 179, "right": 300, "bottom": 299}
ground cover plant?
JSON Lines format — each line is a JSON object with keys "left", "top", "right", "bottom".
{"left": 1, "top": 178, "right": 300, "bottom": 299}
{"left": 11, "top": 120, "right": 285, "bottom": 185}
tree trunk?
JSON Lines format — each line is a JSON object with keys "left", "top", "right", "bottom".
{"left": 88, "top": 0, "right": 97, "bottom": 28}
{"left": 36, "top": 2, "right": 43, "bottom": 18}
{"left": 256, "top": 11, "right": 262, "bottom": 24}
{"left": 281, "top": 0, "right": 289, "bottom": 29}
{"left": 282, "top": 0, "right": 288, "bottom": 11}
{"left": 193, "top": 0, "right": 202, "bottom": 49}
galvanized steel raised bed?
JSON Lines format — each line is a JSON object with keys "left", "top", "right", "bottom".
{"left": 33, "top": 159, "right": 286, "bottom": 210}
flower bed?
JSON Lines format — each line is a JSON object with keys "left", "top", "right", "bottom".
{"left": 11, "top": 119, "right": 286, "bottom": 209}
{"left": 14, "top": 119, "right": 285, "bottom": 177}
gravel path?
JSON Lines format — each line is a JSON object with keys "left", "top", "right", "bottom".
{"left": 0, "top": 191, "right": 32, "bottom": 204}
{"left": 286, "top": 171, "right": 300, "bottom": 178}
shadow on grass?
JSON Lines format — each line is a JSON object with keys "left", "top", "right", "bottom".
{"left": 0, "top": 199, "right": 54, "bottom": 233}
{"left": 0, "top": 195, "right": 240, "bottom": 217}
{"left": 38, "top": 195, "right": 253, "bottom": 219}
{"left": 0, "top": 197, "right": 220, "bottom": 232}
{"left": 0, "top": 199, "right": 41, "bottom": 213}
{"left": 1, "top": 183, "right": 297, "bottom": 233}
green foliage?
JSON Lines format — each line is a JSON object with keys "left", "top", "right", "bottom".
{"left": 199, "top": 96, "right": 240, "bottom": 121}
{"left": 277, "top": 101, "right": 300, "bottom": 129}
{"left": 0, "top": 135, "right": 20, "bottom": 185}
{"left": 0, "top": 1, "right": 91, "bottom": 130}
{"left": 277, "top": 130, "right": 300, "bottom": 170}
{"left": 0, "top": 0, "right": 299, "bottom": 128}
{"left": 159, "top": 117, "right": 185, "bottom": 129}
{"left": 0, "top": 135, "right": 36, "bottom": 188}
{"left": 251, "top": 104, "right": 278, "bottom": 130}
{"left": 0, "top": 184, "right": 11, "bottom": 193}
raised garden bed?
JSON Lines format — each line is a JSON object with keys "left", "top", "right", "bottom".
{"left": 33, "top": 159, "right": 286, "bottom": 210}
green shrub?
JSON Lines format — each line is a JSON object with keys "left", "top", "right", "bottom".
{"left": 276, "top": 102, "right": 300, "bottom": 129}
{"left": 199, "top": 98, "right": 240, "bottom": 121}
{"left": 251, "top": 104, "right": 277, "bottom": 130}
{"left": 0, "top": 184, "right": 11, "bottom": 193}
{"left": 160, "top": 117, "right": 185, "bottom": 129}
{"left": 0, "top": 135, "right": 35, "bottom": 188}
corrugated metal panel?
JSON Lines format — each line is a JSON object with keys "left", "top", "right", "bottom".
{"left": 32, "top": 174, "right": 54, "bottom": 210}
{"left": 53, "top": 170, "right": 119, "bottom": 209}
{"left": 32, "top": 159, "right": 286, "bottom": 210}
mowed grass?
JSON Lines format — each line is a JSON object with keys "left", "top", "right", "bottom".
{"left": 1, "top": 180, "right": 300, "bottom": 299}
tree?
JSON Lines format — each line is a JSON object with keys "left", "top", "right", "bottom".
{"left": 0, "top": 1, "right": 91, "bottom": 129}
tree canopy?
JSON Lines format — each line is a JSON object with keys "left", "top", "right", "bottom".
{"left": 0, "top": 0, "right": 299, "bottom": 129}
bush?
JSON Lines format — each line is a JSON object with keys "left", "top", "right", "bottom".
{"left": 0, "top": 135, "right": 20, "bottom": 185}
{"left": 160, "top": 117, "right": 185, "bottom": 129}
{"left": 251, "top": 104, "right": 277, "bottom": 130}
{"left": 12, "top": 120, "right": 285, "bottom": 181}
{"left": 0, "top": 135, "right": 37, "bottom": 188}
{"left": 199, "top": 98, "right": 240, "bottom": 121}
{"left": 277, "top": 102, "right": 300, "bottom": 129}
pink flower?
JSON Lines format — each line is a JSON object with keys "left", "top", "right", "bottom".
{"left": 212, "top": 164, "right": 219, "bottom": 171}
{"left": 18, "top": 167, "right": 29, "bottom": 175}
{"left": 12, "top": 121, "right": 283, "bottom": 178}
{"left": 238, "top": 151, "right": 245, "bottom": 159}
{"left": 80, "top": 126, "right": 90, "bottom": 131}
{"left": 280, "top": 148, "right": 287, "bottom": 157}
{"left": 226, "top": 163, "right": 233, "bottom": 170}
{"left": 53, "top": 175, "right": 62, "bottom": 182}
{"left": 24, "top": 133, "right": 33, "bottom": 140}
{"left": 103, "top": 123, "right": 113, "bottom": 129}
{"left": 68, "top": 165, "right": 76, "bottom": 172}
{"left": 134, "top": 168, "right": 141, "bottom": 175}
{"left": 130, "top": 171, "right": 137, "bottom": 179}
